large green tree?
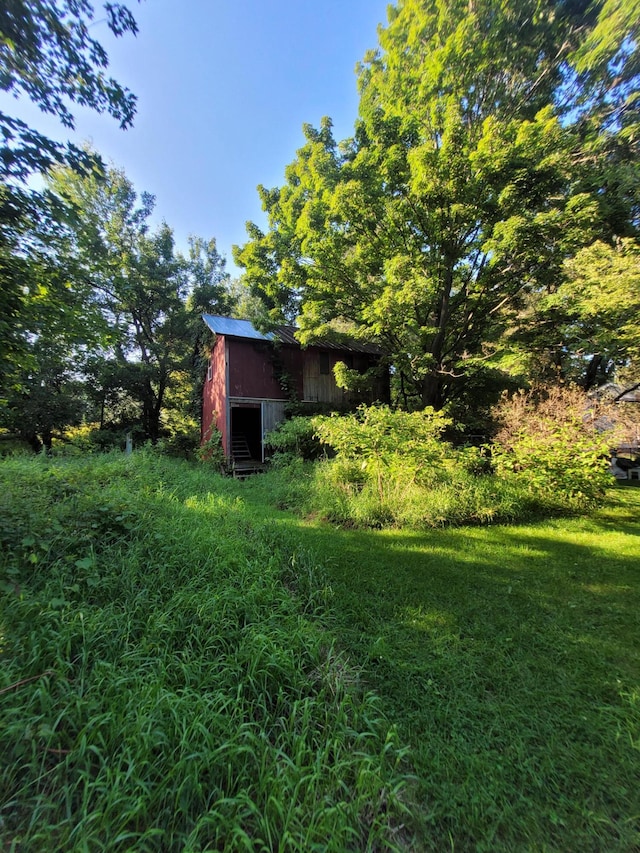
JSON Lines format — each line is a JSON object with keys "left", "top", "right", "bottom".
{"left": 0, "top": 0, "right": 138, "bottom": 380}
{"left": 45, "top": 162, "right": 188, "bottom": 442}
{"left": 555, "top": 239, "right": 640, "bottom": 388}
{"left": 37, "top": 160, "right": 234, "bottom": 444}
{"left": 235, "top": 0, "right": 639, "bottom": 410}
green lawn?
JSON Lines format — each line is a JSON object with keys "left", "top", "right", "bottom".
{"left": 243, "top": 478, "right": 640, "bottom": 851}
{"left": 1, "top": 454, "right": 639, "bottom": 851}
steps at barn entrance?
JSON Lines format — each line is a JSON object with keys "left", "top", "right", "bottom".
{"left": 230, "top": 434, "right": 265, "bottom": 478}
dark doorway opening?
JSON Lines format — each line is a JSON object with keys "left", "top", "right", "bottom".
{"left": 231, "top": 405, "right": 262, "bottom": 461}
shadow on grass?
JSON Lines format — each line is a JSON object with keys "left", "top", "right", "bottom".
{"left": 4, "top": 455, "right": 638, "bottom": 851}
{"left": 237, "top": 481, "right": 640, "bottom": 851}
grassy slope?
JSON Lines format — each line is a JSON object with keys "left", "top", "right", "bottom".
{"left": 2, "top": 454, "right": 639, "bottom": 851}
{"left": 0, "top": 454, "right": 407, "bottom": 852}
{"left": 243, "top": 478, "right": 640, "bottom": 852}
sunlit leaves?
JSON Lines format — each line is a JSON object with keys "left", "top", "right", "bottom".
{"left": 236, "top": 0, "right": 639, "bottom": 411}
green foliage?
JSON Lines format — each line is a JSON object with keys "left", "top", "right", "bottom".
{"left": 292, "top": 455, "right": 531, "bottom": 530}
{"left": 0, "top": 454, "right": 408, "bottom": 849}
{"left": 265, "top": 400, "right": 616, "bottom": 529}
{"left": 236, "top": 0, "right": 639, "bottom": 408}
{"left": 558, "top": 239, "right": 640, "bottom": 384}
{"left": 3, "top": 159, "right": 236, "bottom": 448}
{"left": 0, "top": 1, "right": 137, "bottom": 181}
{"left": 0, "top": 1, "right": 138, "bottom": 387}
{"left": 265, "top": 416, "right": 325, "bottom": 464}
{"left": 314, "top": 405, "right": 451, "bottom": 471}
{"left": 196, "top": 424, "right": 225, "bottom": 468}
{"left": 491, "top": 385, "right": 614, "bottom": 507}
{"left": 2, "top": 131, "right": 234, "bottom": 450}
{"left": 266, "top": 406, "right": 513, "bottom": 528}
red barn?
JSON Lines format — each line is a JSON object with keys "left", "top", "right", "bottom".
{"left": 201, "top": 315, "right": 389, "bottom": 464}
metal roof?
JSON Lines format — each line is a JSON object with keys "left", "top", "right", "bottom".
{"left": 202, "top": 314, "right": 274, "bottom": 341}
{"left": 202, "top": 315, "right": 382, "bottom": 354}
{"left": 274, "top": 326, "right": 382, "bottom": 354}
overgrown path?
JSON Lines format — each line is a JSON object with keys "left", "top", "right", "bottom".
{"left": 241, "top": 478, "right": 640, "bottom": 851}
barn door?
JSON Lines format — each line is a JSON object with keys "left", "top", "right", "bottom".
{"left": 261, "top": 401, "right": 287, "bottom": 462}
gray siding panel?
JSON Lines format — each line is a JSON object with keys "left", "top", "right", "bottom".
{"left": 261, "top": 401, "right": 287, "bottom": 458}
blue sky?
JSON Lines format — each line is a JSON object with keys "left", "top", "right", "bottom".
{"left": 2, "top": 0, "right": 391, "bottom": 276}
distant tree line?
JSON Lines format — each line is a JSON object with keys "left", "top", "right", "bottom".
{"left": 0, "top": 1, "right": 235, "bottom": 451}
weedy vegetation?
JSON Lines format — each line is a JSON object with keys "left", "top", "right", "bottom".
{"left": 2, "top": 441, "right": 639, "bottom": 852}
{"left": 0, "top": 453, "right": 408, "bottom": 851}
{"left": 264, "top": 389, "right": 615, "bottom": 529}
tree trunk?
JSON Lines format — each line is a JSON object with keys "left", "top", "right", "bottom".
{"left": 583, "top": 354, "right": 604, "bottom": 390}
{"left": 24, "top": 431, "right": 43, "bottom": 453}
{"left": 421, "top": 374, "right": 444, "bottom": 409}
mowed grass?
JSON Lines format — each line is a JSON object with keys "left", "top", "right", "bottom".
{"left": 2, "top": 454, "right": 639, "bottom": 851}
{"left": 243, "top": 476, "right": 640, "bottom": 852}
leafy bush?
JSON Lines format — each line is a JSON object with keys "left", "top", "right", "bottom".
{"left": 195, "top": 423, "right": 225, "bottom": 468}
{"left": 314, "top": 405, "right": 450, "bottom": 463}
{"left": 314, "top": 404, "right": 451, "bottom": 493}
{"left": 263, "top": 406, "right": 519, "bottom": 528}
{"left": 491, "top": 384, "right": 614, "bottom": 508}
{"left": 262, "top": 398, "right": 614, "bottom": 529}
{"left": 156, "top": 423, "right": 201, "bottom": 458}
{"left": 265, "top": 415, "right": 326, "bottom": 464}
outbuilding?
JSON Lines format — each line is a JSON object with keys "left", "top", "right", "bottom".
{"left": 201, "top": 314, "right": 389, "bottom": 464}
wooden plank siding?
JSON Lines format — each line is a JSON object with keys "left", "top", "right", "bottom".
{"left": 201, "top": 316, "right": 390, "bottom": 460}
{"left": 302, "top": 349, "right": 349, "bottom": 405}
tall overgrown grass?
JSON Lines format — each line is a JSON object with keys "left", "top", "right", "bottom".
{"left": 0, "top": 453, "right": 409, "bottom": 851}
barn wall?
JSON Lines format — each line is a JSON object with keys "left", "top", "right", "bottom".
{"left": 262, "top": 400, "right": 288, "bottom": 445}
{"left": 227, "top": 338, "right": 292, "bottom": 400}
{"left": 302, "top": 350, "right": 390, "bottom": 405}
{"left": 302, "top": 350, "right": 347, "bottom": 404}
{"left": 277, "top": 346, "right": 305, "bottom": 400}
{"left": 203, "top": 331, "right": 390, "bottom": 456}
{"left": 202, "top": 336, "right": 228, "bottom": 453}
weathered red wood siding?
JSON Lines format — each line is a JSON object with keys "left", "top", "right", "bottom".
{"left": 202, "top": 336, "right": 228, "bottom": 452}
{"left": 202, "top": 332, "right": 390, "bottom": 456}
{"left": 227, "top": 338, "right": 294, "bottom": 400}
{"left": 278, "top": 346, "right": 305, "bottom": 400}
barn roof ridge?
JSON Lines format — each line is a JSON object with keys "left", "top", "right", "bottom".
{"left": 202, "top": 314, "right": 382, "bottom": 355}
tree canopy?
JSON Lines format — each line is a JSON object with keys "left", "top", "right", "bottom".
{"left": 0, "top": 0, "right": 139, "bottom": 392}
{"left": 0, "top": 2, "right": 236, "bottom": 450}
{"left": 0, "top": 0, "right": 137, "bottom": 180}
{"left": 235, "top": 0, "right": 639, "bottom": 411}
{"left": 1, "top": 158, "right": 233, "bottom": 449}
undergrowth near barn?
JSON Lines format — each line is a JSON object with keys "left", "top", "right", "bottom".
{"left": 0, "top": 453, "right": 408, "bottom": 851}
{"left": 264, "top": 394, "right": 614, "bottom": 529}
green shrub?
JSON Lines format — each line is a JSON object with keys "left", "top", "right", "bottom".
{"left": 156, "top": 423, "right": 201, "bottom": 458}
{"left": 314, "top": 404, "right": 451, "bottom": 466}
{"left": 261, "top": 398, "right": 611, "bottom": 530}
{"left": 195, "top": 424, "right": 225, "bottom": 468}
{"left": 265, "top": 415, "right": 326, "bottom": 464}
{"left": 491, "top": 385, "right": 614, "bottom": 508}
